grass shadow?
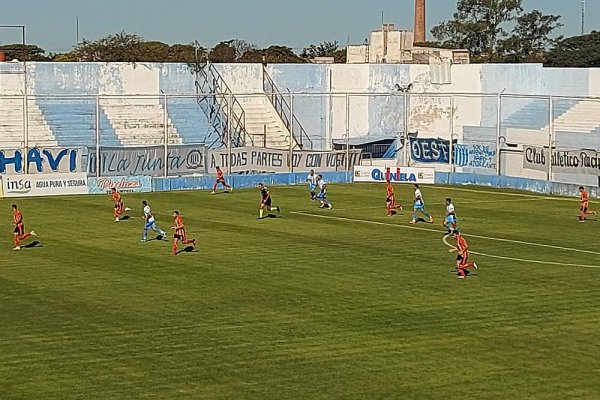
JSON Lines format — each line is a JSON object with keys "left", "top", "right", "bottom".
{"left": 175, "top": 246, "right": 197, "bottom": 255}
{"left": 147, "top": 235, "right": 166, "bottom": 242}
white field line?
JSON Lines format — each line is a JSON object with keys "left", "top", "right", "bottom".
{"left": 441, "top": 235, "right": 600, "bottom": 269}
{"left": 323, "top": 197, "right": 545, "bottom": 211}
{"left": 290, "top": 211, "right": 600, "bottom": 258}
{"left": 429, "top": 185, "right": 597, "bottom": 203}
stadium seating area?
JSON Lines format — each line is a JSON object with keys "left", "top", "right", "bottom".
{"left": 162, "top": 97, "right": 214, "bottom": 145}
{"left": 2, "top": 93, "right": 600, "bottom": 151}
{"left": 502, "top": 98, "right": 600, "bottom": 149}
{"left": 36, "top": 98, "right": 119, "bottom": 147}
{"left": 236, "top": 96, "right": 291, "bottom": 148}
{"left": 100, "top": 100, "right": 182, "bottom": 146}
{"left": 0, "top": 97, "right": 57, "bottom": 148}
{"left": 25, "top": 98, "right": 219, "bottom": 148}
{"left": 502, "top": 98, "right": 576, "bottom": 129}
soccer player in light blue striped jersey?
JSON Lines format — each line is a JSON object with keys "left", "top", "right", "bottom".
{"left": 141, "top": 200, "right": 167, "bottom": 242}
{"left": 409, "top": 184, "right": 433, "bottom": 224}
{"left": 306, "top": 169, "right": 317, "bottom": 200}
{"left": 443, "top": 197, "right": 457, "bottom": 235}
{"left": 316, "top": 175, "right": 332, "bottom": 209}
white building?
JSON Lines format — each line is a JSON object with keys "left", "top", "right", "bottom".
{"left": 347, "top": 24, "right": 470, "bottom": 65}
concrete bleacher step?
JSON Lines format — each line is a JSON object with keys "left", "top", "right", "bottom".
{"left": 102, "top": 103, "right": 183, "bottom": 146}
{"left": 541, "top": 101, "right": 600, "bottom": 133}
{"left": 0, "top": 99, "right": 57, "bottom": 147}
{"left": 233, "top": 95, "right": 297, "bottom": 149}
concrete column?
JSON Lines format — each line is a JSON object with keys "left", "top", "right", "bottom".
{"left": 414, "top": 0, "right": 426, "bottom": 44}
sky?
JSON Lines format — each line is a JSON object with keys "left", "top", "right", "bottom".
{"left": 0, "top": 0, "right": 596, "bottom": 53}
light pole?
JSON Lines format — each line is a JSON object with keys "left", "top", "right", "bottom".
{"left": 0, "top": 25, "right": 27, "bottom": 172}
{"left": 581, "top": 0, "right": 586, "bottom": 36}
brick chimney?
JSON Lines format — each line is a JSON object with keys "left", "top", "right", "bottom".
{"left": 414, "top": 0, "right": 426, "bottom": 44}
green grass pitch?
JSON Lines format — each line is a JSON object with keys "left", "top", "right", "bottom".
{"left": 1, "top": 183, "right": 599, "bottom": 399}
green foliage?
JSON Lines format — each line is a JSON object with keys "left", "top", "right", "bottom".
{"left": 432, "top": 0, "right": 563, "bottom": 63}
{"left": 208, "top": 40, "right": 237, "bottom": 63}
{"left": 209, "top": 41, "right": 304, "bottom": 64}
{"left": 301, "top": 41, "right": 347, "bottom": 63}
{"left": 500, "top": 10, "right": 563, "bottom": 63}
{"left": 6, "top": 33, "right": 346, "bottom": 64}
{"left": 237, "top": 48, "right": 266, "bottom": 63}
{"left": 432, "top": 0, "right": 523, "bottom": 61}
{"left": 57, "top": 31, "right": 145, "bottom": 62}
{"left": 0, "top": 44, "right": 50, "bottom": 61}
{"left": 55, "top": 31, "right": 203, "bottom": 63}
{"left": 546, "top": 31, "right": 600, "bottom": 67}
{"left": 263, "top": 45, "right": 305, "bottom": 63}
{"left": 1, "top": 185, "right": 599, "bottom": 399}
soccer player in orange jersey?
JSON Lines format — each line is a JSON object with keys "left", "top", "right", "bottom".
{"left": 211, "top": 166, "right": 233, "bottom": 194}
{"left": 12, "top": 204, "right": 37, "bottom": 251}
{"left": 578, "top": 186, "right": 597, "bottom": 223}
{"left": 448, "top": 231, "right": 478, "bottom": 279}
{"left": 385, "top": 180, "right": 403, "bottom": 216}
{"left": 171, "top": 210, "right": 196, "bottom": 255}
{"left": 111, "top": 187, "right": 131, "bottom": 222}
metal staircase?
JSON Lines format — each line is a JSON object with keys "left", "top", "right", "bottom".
{"left": 262, "top": 67, "right": 313, "bottom": 149}
{"left": 193, "top": 61, "right": 252, "bottom": 148}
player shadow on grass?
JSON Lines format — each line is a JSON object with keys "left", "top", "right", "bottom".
{"left": 450, "top": 269, "right": 478, "bottom": 278}
{"left": 388, "top": 210, "right": 404, "bottom": 216}
{"left": 23, "top": 240, "right": 42, "bottom": 249}
{"left": 119, "top": 215, "right": 132, "bottom": 221}
{"left": 175, "top": 246, "right": 199, "bottom": 255}
{"left": 146, "top": 235, "right": 167, "bottom": 242}
{"left": 258, "top": 214, "right": 281, "bottom": 219}
{"left": 212, "top": 191, "right": 232, "bottom": 195}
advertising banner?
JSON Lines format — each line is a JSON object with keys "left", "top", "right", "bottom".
{"left": 353, "top": 166, "right": 435, "bottom": 184}
{"left": 88, "top": 175, "right": 152, "bottom": 194}
{"left": 453, "top": 143, "right": 497, "bottom": 170}
{"left": 207, "top": 147, "right": 362, "bottom": 173}
{"left": 1, "top": 173, "right": 89, "bottom": 198}
{"left": 86, "top": 145, "right": 207, "bottom": 177}
{"left": 0, "top": 147, "right": 84, "bottom": 174}
{"left": 523, "top": 146, "right": 600, "bottom": 175}
{"left": 409, "top": 137, "right": 452, "bottom": 164}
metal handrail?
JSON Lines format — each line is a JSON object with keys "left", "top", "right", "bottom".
{"left": 262, "top": 67, "right": 313, "bottom": 149}
{"left": 194, "top": 62, "right": 252, "bottom": 148}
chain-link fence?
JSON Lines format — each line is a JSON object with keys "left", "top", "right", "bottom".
{"left": 1, "top": 92, "right": 600, "bottom": 184}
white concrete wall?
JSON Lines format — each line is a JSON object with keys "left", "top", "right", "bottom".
{"left": 329, "top": 64, "right": 370, "bottom": 138}
{"left": 587, "top": 69, "right": 600, "bottom": 96}
{"left": 2, "top": 61, "right": 600, "bottom": 155}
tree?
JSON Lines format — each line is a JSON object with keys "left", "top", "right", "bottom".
{"left": 301, "top": 40, "right": 347, "bottom": 63}
{"left": 500, "top": 10, "right": 562, "bottom": 63}
{"left": 55, "top": 31, "right": 145, "bottom": 61}
{"left": 230, "top": 39, "right": 257, "bottom": 60}
{"left": 546, "top": 31, "right": 600, "bottom": 67}
{"left": 431, "top": 0, "right": 523, "bottom": 62}
{"left": 0, "top": 44, "right": 50, "bottom": 61}
{"left": 301, "top": 41, "right": 339, "bottom": 58}
{"left": 237, "top": 48, "right": 266, "bottom": 63}
{"left": 55, "top": 32, "right": 202, "bottom": 62}
{"left": 166, "top": 44, "right": 200, "bottom": 62}
{"left": 137, "top": 41, "right": 170, "bottom": 62}
{"left": 332, "top": 48, "right": 347, "bottom": 63}
{"left": 263, "top": 46, "right": 304, "bottom": 63}
{"left": 208, "top": 40, "right": 237, "bottom": 63}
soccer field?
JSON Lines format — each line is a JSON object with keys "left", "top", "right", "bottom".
{"left": 1, "top": 183, "right": 599, "bottom": 399}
